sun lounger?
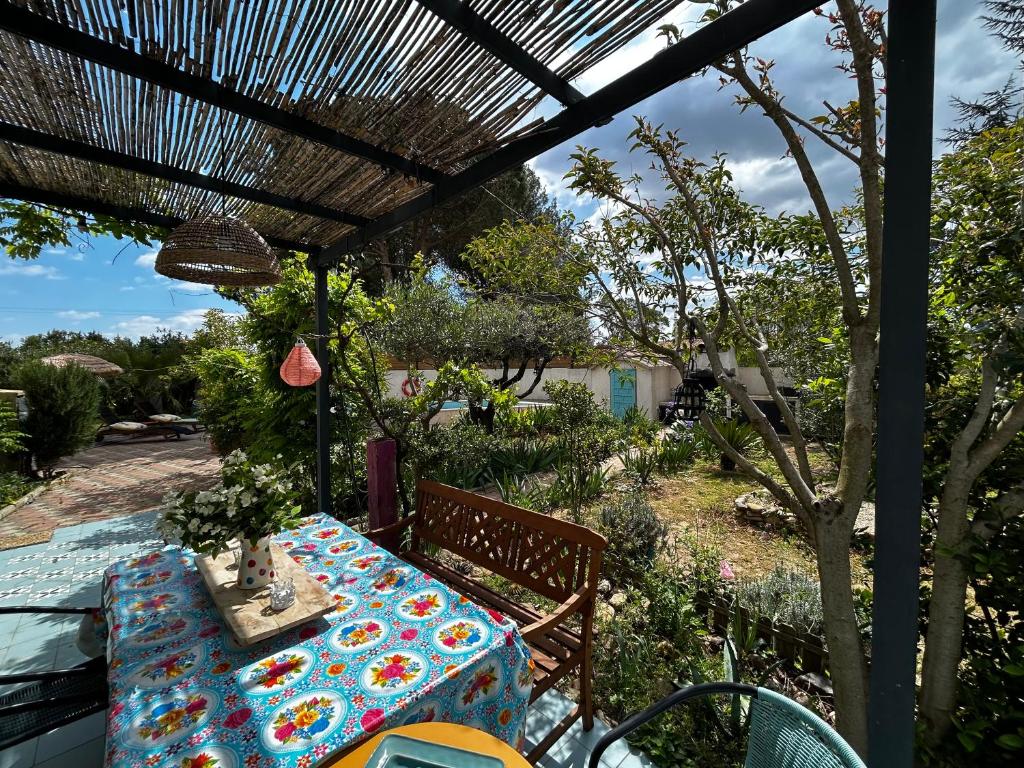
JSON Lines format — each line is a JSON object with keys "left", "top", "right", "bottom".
{"left": 95, "top": 421, "right": 185, "bottom": 442}
{"left": 146, "top": 414, "right": 205, "bottom": 433}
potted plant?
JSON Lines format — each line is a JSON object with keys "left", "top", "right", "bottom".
{"left": 158, "top": 449, "right": 302, "bottom": 589}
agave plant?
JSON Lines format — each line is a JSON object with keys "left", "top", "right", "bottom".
{"left": 618, "top": 445, "right": 659, "bottom": 486}
{"left": 708, "top": 418, "right": 760, "bottom": 471}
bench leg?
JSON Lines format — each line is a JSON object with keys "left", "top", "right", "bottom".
{"left": 581, "top": 649, "right": 595, "bottom": 731}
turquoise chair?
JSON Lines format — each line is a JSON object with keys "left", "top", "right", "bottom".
{"left": 587, "top": 682, "right": 866, "bottom": 768}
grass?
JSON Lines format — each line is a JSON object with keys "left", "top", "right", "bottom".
{"left": 645, "top": 459, "right": 871, "bottom": 587}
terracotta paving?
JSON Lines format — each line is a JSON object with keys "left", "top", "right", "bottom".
{"left": 0, "top": 433, "right": 220, "bottom": 547}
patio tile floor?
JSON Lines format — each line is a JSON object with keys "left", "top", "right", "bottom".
{"left": 0, "top": 512, "right": 655, "bottom": 768}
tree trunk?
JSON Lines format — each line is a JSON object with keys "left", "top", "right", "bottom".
{"left": 919, "top": 481, "right": 971, "bottom": 745}
{"left": 814, "top": 510, "right": 870, "bottom": 755}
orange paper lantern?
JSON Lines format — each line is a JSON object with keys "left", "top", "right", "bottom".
{"left": 280, "top": 339, "right": 321, "bottom": 386}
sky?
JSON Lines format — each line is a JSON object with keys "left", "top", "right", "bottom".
{"left": 0, "top": 0, "right": 1017, "bottom": 346}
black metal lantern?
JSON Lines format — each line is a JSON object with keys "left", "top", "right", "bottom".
{"left": 675, "top": 361, "right": 707, "bottom": 421}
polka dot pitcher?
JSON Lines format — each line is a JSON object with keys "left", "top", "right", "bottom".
{"left": 237, "top": 536, "right": 275, "bottom": 589}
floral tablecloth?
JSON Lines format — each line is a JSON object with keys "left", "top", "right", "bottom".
{"left": 100, "top": 514, "right": 534, "bottom": 768}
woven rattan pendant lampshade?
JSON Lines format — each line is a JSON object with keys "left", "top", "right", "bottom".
{"left": 155, "top": 215, "right": 282, "bottom": 286}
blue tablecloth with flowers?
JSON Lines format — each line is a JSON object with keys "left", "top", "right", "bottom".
{"left": 99, "top": 514, "right": 534, "bottom": 768}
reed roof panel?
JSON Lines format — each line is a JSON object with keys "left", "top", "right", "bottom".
{"left": 0, "top": 0, "right": 685, "bottom": 249}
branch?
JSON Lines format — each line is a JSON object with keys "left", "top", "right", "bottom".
{"left": 972, "top": 481, "right": 1024, "bottom": 540}
{"left": 716, "top": 52, "right": 863, "bottom": 328}
{"left": 780, "top": 104, "right": 863, "bottom": 164}
{"left": 966, "top": 392, "right": 1024, "bottom": 479}
{"left": 518, "top": 357, "right": 549, "bottom": 399}
{"left": 699, "top": 411, "right": 804, "bottom": 522}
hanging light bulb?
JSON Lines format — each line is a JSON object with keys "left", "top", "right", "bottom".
{"left": 280, "top": 339, "right": 321, "bottom": 386}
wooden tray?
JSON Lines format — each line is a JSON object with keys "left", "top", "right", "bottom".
{"left": 195, "top": 541, "right": 335, "bottom": 646}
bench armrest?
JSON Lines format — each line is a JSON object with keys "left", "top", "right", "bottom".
{"left": 520, "top": 586, "right": 592, "bottom": 642}
{"left": 364, "top": 516, "right": 414, "bottom": 543}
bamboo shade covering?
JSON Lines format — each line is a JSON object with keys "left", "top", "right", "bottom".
{"left": 0, "top": 0, "right": 684, "bottom": 250}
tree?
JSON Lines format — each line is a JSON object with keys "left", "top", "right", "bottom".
{"left": 918, "top": 119, "right": 1024, "bottom": 746}
{"left": 355, "top": 165, "right": 557, "bottom": 291}
{"left": 468, "top": 2, "right": 887, "bottom": 751}
{"left": 15, "top": 361, "right": 100, "bottom": 476}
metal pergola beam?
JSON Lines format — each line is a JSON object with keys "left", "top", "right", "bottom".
{"left": 0, "top": 122, "right": 369, "bottom": 228}
{"left": 415, "top": 0, "right": 585, "bottom": 106}
{"left": 0, "top": 181, "right": 320, "bottom": 253}
{"left": 869, "top": 0, "right": 937, "bottom": 765}
{"left": 0, "top": 1, "right": 446, "bottom": 186}
{"left": 318, "top": 0, "right": 823, "bottom": 265}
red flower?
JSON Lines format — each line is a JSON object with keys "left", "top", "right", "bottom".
{"left": 274, "top": 722, "right": 296, "bottom": 742}
{"left": 111, "top": 701, "right": 124, "bottom": 717}
{"left": 299, "top": 626, "right": 318, "bottom": 640}
{"left": 224, "top": 707, "right": 252, "bottom": 729}
{"left": 199, "top": 626, "right": 219, "bottom": 638}
{"left": 360, "top": 708, "right": 385, "bottom": 733}
{"left": 400, "top": 628, "right": 418, "bottom": 641}
{"left": 304, "top": 543, "right": 316, "bottom": 551}
{"left": 487, "top": 609, "right": 506, "bottom": 625}
{"left": 185, "top": 696, "right": 208, "bottom": 714}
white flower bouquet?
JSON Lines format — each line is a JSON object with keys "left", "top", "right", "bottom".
{"left": 158, "top": 449, "right": 303, "bottom": 554}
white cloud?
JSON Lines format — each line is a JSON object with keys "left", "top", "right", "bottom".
{"left": 0, "top": 262, "right": 65, "bottom": 280}
{"left": 111, "top": 309, "right": 240, "bottom": 339}
{"left": 57, "top": 310, "right": 101, "bottom": 321}
{"left": 119, "top": 285, "right": 136, "bottom": 292}
{"left": 134, "top": 250, "right": 158, "bottom": 268}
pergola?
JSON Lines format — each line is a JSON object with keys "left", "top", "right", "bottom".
{"left": 0, "top": 1, "right": 935, "bottom": 766}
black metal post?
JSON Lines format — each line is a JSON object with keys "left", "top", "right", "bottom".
{"left": 869, "top": 1, "right": 936, "bottom": 766}
{"left": 313, "top": 261, "right": 332, "bottom": 515}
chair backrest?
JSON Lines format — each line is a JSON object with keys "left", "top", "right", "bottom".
{"left": 745, "top": 687, "right": 865, "bottom": 768}
{"left": 412, "top": 479, "right": 607, "bottom": 603}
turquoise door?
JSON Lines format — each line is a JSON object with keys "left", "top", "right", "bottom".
{"left": 609, "top": 369, "right": 637, "bottom": 419}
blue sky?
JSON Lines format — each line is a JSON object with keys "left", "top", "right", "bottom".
{"left": 0, "top": 241, "right": 239, "bottom": 343}
{"left": 0, "top": 0, "right": 1016, "bottom": 345}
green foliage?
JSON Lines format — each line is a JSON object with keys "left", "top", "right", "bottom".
{"left": 488, "top": 436, "right": 562, "bottom": 479}
{"left": 619, "top": 444, "right": 659, "bottom": 486}
{"left": 191, "top": 348, "right": 264, "bottom": 456}
{"left": 0, "top": 471, "right": 39, "bottom": 507}
{"left": 623, "top": 405, "right": 662, "bottom": 445}
{"left": 0, "top": 199, "right": 162, "bottom": 260}
{"left": 412, "top": 420, "right": 496, "bottom": 489}
{"left": 198, "top": 260, "right": 379, "bottom": 512}
{"left": 657, "top": 437, "right": 696, "bottom": 475}
{"left": 735, "top": 565, "right": 824, "bottom": 634}
{"left": 14, "top": 361, "right": 100, "bottom": 474}
{"left": 0, "top": 400, "right": 25, "bottom": 456}
{"left": 925, "top": 517, "right": 1024, "bottom": 764}
{"left": 593, "top": 561, "right": 741, "bottom": 768}
{"left": 544, "top": 380, "right": 619, "bottom": 517}
{"left": 599, "top": 490, "right": 669, "bottom": 586}
{"left": 704, "top": 419, "right": 760, "bottom": 471}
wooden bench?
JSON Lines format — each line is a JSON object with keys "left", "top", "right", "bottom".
{"left": 367, "top": 479, "right": 607, "bottom": 763}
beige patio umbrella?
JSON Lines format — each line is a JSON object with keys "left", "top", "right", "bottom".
{"left": 41, "top": 353, "right": 123, "bottom": 378}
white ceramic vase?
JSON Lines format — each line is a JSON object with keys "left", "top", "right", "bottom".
{"left": 237, "top": 536, "right": 275, "bottom": 589}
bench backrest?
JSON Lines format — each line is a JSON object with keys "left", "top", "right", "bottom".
{"left": 412, "top": 479, "right": 607, "bottom": 604}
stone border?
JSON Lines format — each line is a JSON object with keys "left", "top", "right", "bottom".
{"left": 0, "top": 471, "right": 73, "bottom": 522}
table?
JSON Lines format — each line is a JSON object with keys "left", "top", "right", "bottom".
{"left": 322, "top": 723, "right": 533, "bottom": 768}
{"left": 100, "top": 514, "right": 534, "bottom": 768}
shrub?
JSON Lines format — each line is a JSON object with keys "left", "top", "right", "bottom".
{"left": 623, "top": 404, "right": 662, "bottom": 445}
{"left": 599, "top": 489, "right": 668, "bottom": 586}
{"left": 619, "top": 444, "right": 659, "bottom": 485}
{"left": 0, "top": 400, "right": 25, "bottom": 456}
{"left": 488, "top": 436, "right": 562, "bottom": 479}
{"left": 15, "top": 361, "right": 100, "bottom": 475}
{"left": 657, "top": 437, "right": 695, "bottom": 474}
{"left": 0, "top": 471, "right": 37, "bottom": 507}
{"left": 413, "top": 420, "right": 496, "bottom": 489}
{"left": 735, "top": 565, "right": 824, "bottom": 634}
